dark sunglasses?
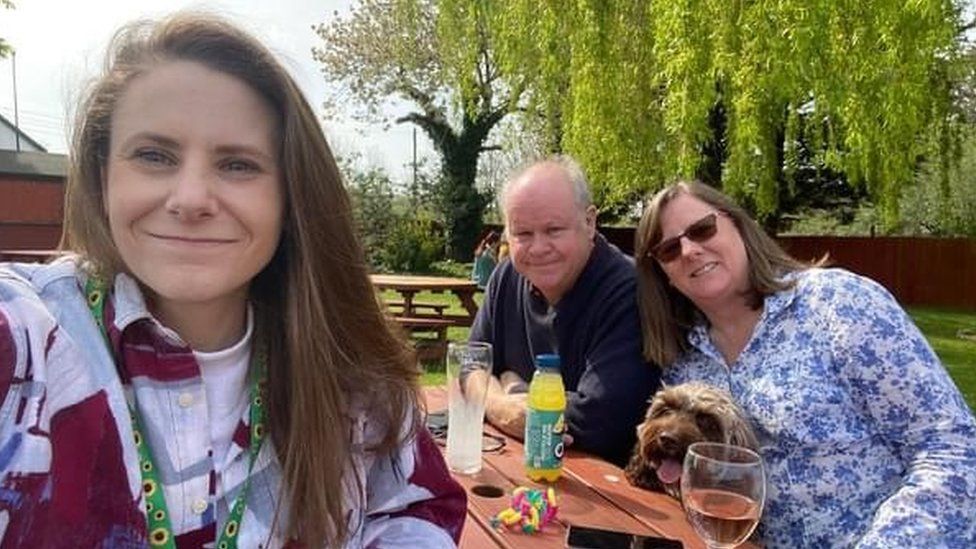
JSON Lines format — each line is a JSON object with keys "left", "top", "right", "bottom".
{"left": 650, "top": 212, "right": 720, "bottom": 263}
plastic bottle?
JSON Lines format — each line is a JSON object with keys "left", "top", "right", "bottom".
{"left": 525, "top": 354, "right": 566, "bottom": 482}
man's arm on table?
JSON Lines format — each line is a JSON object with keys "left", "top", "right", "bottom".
{"left": 485, "top": 370, "right": 528, "bottom": 439}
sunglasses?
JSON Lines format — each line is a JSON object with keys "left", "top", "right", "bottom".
{"left": 650, "top": 212, "right": 720, "bottom": 263}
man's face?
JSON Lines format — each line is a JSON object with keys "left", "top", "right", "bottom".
{"left": 504, "top": 164, "right": 596, "bottom": 304}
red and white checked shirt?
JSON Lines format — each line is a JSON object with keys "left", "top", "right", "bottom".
{"left": 0, "top": 257, "right": 465, "bottom": 547}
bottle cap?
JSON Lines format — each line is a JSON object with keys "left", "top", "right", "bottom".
{"left": 535, "top": 354, "right": 561, "bottom": 370}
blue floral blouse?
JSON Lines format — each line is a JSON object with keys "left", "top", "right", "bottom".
{"left": 664, "top": 268, "right": 976, "bottom": 548}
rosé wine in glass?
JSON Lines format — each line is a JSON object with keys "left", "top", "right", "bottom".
{"left": 681, "top": 442, "right": 765, "bottom": 549}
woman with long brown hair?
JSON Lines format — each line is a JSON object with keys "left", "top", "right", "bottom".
{"left": 0, "top": 12, "right": 464, "bottom": 547}
{"left": 634, "top": 180, "right": 975, "bottom": 548}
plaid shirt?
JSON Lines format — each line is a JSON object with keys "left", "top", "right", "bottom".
{"left": 0, "top": 258, "right": 465, "bottom": 547}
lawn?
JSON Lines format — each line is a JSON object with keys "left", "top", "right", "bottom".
{"left": 906, "top": 307, "right": 976, "bottom": 410}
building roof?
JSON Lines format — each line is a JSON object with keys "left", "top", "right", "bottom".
{"left": 0, "top": 112, "right": 48, "bottom": 153}
{"left": 0, "top": 149, "right": 67, "bottom": 179}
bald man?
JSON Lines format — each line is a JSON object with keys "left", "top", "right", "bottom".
{"left": 469, "top": 156, "right": 661, "bottom": 466}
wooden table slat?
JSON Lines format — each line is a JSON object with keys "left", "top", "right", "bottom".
{"left": 451, "top": 465, "right": 567, "bottom": 548}
{"left": 461, "top": 513, "right": 512, "bottom": 549}
{"left": 560, "top": 451, "right": 706, "bottom": 549}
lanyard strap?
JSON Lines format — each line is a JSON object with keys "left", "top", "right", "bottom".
{"left": 85, "top": 277, "right": 266, "bottom": 549}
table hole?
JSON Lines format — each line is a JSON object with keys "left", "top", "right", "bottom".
{"left": 470, "top": 484, "right": 505, "bottom": 498}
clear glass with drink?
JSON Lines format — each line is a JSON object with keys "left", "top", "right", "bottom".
{"left": 445, "top": 341, "right": 492, "bottom": 474}
{"left": 681, "top": 442, "right": 765, "bottom": 549}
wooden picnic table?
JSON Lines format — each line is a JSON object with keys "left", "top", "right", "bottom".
{"left": 370, "top": 274, "right": 480, "bottom": 327}
{"left": 424, "top": 387, "right": 758, "bottom": 549}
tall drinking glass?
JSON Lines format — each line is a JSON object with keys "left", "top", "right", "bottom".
{"left": 445, "top": 341, "right": 492, "bottom": 474}
{"left": 681, "top": 442, "right": 765, "bottom": 549}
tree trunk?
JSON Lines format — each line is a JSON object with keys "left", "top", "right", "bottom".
{"left": 415, "top": 109, "right": 503, "bottom": 262}
{"left": 440, "top": 129, "right": 488, "bottom": 261}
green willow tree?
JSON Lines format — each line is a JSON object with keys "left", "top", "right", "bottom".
{"left": 313, "top": 0, "right": 523, "bottom": 259}
{"left": 480, "top": 0, "right": 963, "bottom": 228}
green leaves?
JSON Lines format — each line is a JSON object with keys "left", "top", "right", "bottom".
{"left": 488, "top": 0, "right": 962, "bottom": 226}
{"left": 0, "top": 0, "right": 13, "bottom": 59}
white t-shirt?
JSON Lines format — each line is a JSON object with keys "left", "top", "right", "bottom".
{"left": 194, "top": 307, "right": 253, "bottom": 471}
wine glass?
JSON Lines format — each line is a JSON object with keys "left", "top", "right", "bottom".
{"left": 681, "top": 442, "right": 765, "bottom": 549}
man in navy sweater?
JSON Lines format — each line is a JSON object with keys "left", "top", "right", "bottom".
{"left": 469, "top": 156, "right": 661, "bottom": 466}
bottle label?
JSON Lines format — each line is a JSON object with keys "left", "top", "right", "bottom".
{"left": 525, "top": 409, "right": 565, "bottom": 470}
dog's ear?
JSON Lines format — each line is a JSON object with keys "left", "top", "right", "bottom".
{"left": 624, "top": 450, "right": 663, "bottom": 491}
{"left": 727, "top": 418, "right": 761, "bottom": 452}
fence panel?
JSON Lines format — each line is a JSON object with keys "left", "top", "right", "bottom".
{"left": 545, "top": 225, "right": 976, "bottom": 311}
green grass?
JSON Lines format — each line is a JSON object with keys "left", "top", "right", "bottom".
{"left": 392, "top": 278, "right": 976, "bottom": 411}
{"left": 906, "top": 307, "right": 976, "bottom": 411}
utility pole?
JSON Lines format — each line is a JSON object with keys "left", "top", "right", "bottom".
{"left": 12, "top": 50, "right": 20, "bottom": 152}
{"left": 412, "top": 126, "right": 418, "bottom": 190}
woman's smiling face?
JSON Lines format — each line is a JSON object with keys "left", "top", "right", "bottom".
{"left": 104, "top": 60, "right": 283, "bottom": 314}
{"left": 655, "top": 192, "right": 751, "bottom": 310}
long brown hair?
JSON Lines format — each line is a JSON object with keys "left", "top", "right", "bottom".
{"left": 634, "top": 181, "right": 821, "bottom": 366}
{"left": 60, "top": 13, "right": 419, "bottom": 546}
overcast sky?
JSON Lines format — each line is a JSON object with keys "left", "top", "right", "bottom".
{"left": 0, "top": 0, "right": 435, "bottom": 182}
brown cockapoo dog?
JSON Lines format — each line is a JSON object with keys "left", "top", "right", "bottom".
{"left": 625, "top": 383, "right": 760, "bottom": 499}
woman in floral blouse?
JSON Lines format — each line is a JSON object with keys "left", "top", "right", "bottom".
{"left": 635, "top": 180, "right": 976, "bottom": 548}
{"left": 0, "top": 13, "right": 464, "bottom": 548}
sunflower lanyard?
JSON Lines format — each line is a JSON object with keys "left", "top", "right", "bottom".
{"left": 86, "top": 277, "right": 266, "bottom": 549}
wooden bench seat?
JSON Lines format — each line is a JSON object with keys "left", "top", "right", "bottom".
{"left": 393, "top": 316, "right": 453, "bottom": 363}
{"left": 384, "top": 300, "right": 450, "bottom": 314}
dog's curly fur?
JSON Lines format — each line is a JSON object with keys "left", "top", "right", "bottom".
{"left": 625, "top": 383, "right": 759, "bottom": 499}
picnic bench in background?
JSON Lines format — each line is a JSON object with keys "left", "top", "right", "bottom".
{"left": 370, "top": 274, "right": 480, "bottom": 362}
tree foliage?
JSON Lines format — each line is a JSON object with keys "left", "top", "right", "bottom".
{"left": 486, "top": 0, "right": 963, "bottom": 229}
{"left": 345, "top": 160, "right": 447, "bottom": 272}
{"left": 314, "top": 0, "right": 520, "bottom": 259}
{"left": 0, "top": 1, "right": 15, "bottom": 59}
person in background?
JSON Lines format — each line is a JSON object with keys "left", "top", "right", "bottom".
{"left": 471, "top": 230, "right": 499, "bottom": 289}
{"left": 0, "top": 13, "right": 464, "bottom": 547}
{"left": 635, "top": 180, "right": 976, "bottom": 548}
{"left": 496, "top": 235, "right": 510, "bottom": 263}
{"left": 469, "top": 155, "right": 661, "bottom": 466}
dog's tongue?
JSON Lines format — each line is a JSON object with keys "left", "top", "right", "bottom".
{"left": 656, "top": 459, "right": 683, "bottom": 485}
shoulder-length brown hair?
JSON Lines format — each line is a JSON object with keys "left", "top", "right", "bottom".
{"left": 60, "top": 13, "right": 419, "bottom": 546}
{"left": 634, "top": 181, "right": 822, "bottom": 366}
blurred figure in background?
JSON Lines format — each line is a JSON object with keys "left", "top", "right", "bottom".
{"left": 471, "top": 230, "right": 500, "bottom": 289}
{"left": 497, "top": 235, "right": 510, "bottom": 263}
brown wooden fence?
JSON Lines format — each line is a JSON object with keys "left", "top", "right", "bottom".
{"left": 0, "top": 150, "right": 66, "bottom": 252}
{"left": 778, "top": 236, "right": 976, "bottom": 312}
{"left": 487, "top": 224, "right": 976, "bottom": 311}
{"left": 0, "top": 176, "right": 64, "bottom": 250}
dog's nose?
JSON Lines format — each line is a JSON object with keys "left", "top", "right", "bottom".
{"left": 658, "top": 432, "right": 679, "bottom": 452}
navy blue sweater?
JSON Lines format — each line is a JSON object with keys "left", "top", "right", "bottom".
{"left": 470, "top": 234, "right": 661, "bottom": 465}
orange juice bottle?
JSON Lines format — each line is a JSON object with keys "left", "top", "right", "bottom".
{"left": 525, "top": 354, "right": 566, "bottom": 482}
